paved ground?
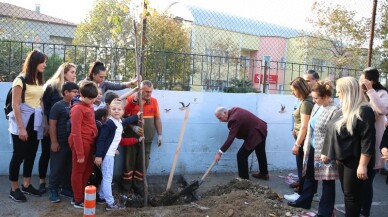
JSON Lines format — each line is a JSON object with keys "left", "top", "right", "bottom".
{"left": 0, "top": 169, "right": 387, "bottom": 217}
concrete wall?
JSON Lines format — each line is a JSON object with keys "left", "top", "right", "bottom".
{"left": 0, "top": 82, "right": 297, "bottom": 176}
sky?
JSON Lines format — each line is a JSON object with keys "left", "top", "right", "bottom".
{"left": 0, "top": 0, "right": 373, "bottom": 30}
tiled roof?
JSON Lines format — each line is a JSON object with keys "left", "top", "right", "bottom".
{"left": 0, "top": 2, "right": 76, "bottom": 26}
{"left": 187, "top": 5, "right": 301, "bottom": 38}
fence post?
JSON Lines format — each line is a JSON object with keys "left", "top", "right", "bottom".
{"left": 263, "top": 61, "right": 268, "bottom": 93}
{"left": 83, "top": 185, "right": 96, "bottom": 217}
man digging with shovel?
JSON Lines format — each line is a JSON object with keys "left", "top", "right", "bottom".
{"left": 214, "top": 107, "right": 269, "bottom": 180}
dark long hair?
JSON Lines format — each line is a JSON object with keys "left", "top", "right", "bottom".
{"left": 362, "top": 67, "right": 387, "bottom": 92}
{"left": 87, "top": 61, "right": 106, "bottom": 81}
{"left": 22, "top": 50, "right": 47, "bottom": 85}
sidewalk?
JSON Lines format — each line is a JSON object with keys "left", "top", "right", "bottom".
{"left": 1, "top": 170, "right": 387, "bottom": 217}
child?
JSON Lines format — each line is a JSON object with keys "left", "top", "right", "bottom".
{"left": 88, "top": 108, "right": 108, "bottom": 204}
{"left": 48, "top": 82, "right": 79, "bottom": 203}
{"left": 93, "top": 87, "right": 105, "bottom": 111}
{"left": 68, "top": 80, "right": 99, "bottom": 208}
{"left": 94, "top": 99, "right": 142, "bottom": 210}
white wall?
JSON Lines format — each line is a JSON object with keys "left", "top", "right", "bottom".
{"left": 0, "top": 82, "right": 297, "bottom": 175}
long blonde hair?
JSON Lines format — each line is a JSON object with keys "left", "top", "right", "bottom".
{"left": 44, "top": 62, "right": 76, "bottom": 95}
{"left": 335, "top": 77, "right": 368, "bottom": 135}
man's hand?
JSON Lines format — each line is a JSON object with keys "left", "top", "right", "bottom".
{"left": 94, "top": 157, "right": 102, "bottom": 166}
{"left": 131, "top": 125, "right": 143, "bottom": 136}
{"left": 381, "top": 147, "right": 388, "bottom": 160}
{"left": 157, "top": 135, "right": 162, "bottom": 147}
{"left": 215, "top": 152, "right": 222, "bottom": 162}
{"left": 51, "top": 142, "right": 60, "bottom": 152}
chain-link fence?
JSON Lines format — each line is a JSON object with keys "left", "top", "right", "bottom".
{"left": 0, "top": 0, "right": 387, "bottom": 93}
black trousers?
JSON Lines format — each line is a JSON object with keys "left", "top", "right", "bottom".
{"left": 39, "top": 135, "right": 51, "bottom": 179}
{"left": 337, "top": 157, "right": 363, "bottom": 217}
{"left": 9, "top": 115, "right": 40, "bottom": 181}
{"left": 296, "top": 142, "right": 305, "bottom": 195}
{"left": 294, "top": 146, "right": 317, "bottom": 209}
{"left": 237, "top": 139, "right": 268, "bottom": 179}
{"left": 49, "top": 143, "right": 72, "bottom": 190}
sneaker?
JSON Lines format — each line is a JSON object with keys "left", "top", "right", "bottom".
{"left": 60, "top": 188, "right": 74, "bottom": 198}
{"left": 313, "top": 193, "right": 320, "bottom": 202}
{"left": 39, "top": 183, "right": 47, "bottom": 194}
{"left": 73, "top": 201, "right": 84, "bottom": 209}
{"left": 9, "top": 188, "right": 27, "bottom": 202}
{"left": 106, "top": 201, "right": 125, "bottom": 211}
{"left": 251, "top": 173, "right": 269, "bottom": 180}
{"left": 49, "top": 190, "right": 61, "bottom": 203}
{"left": 70, "top": 198, "right": 75, "bottom": 205}
{"left": 284, "top": 193, "right": 300, "bottom": 202}
{"left": 21, "top": 184, "right": 41, "bottom": 197}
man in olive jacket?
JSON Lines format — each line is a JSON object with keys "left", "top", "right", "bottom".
{"left": 214, "top": 107, "right": 269, "bottom": 180}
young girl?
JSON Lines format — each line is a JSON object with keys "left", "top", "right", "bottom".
{"left": 94, "top": 99, "right": 143, "bottom": 210}
{"left": 93, "top": 87, "right": 106, "bottom": 111}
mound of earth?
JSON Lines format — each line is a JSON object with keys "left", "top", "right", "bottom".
{"left": 42, "top": 178, "right": 306, "bottom": 217}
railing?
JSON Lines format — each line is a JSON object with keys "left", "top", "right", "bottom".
{"left": 0, "top": 40, "right": 362, "bottom": 93}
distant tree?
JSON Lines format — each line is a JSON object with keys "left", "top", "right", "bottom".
{"left": 377, "top": 1, "right": 388, "bottom": 73}
{"left": 73, "top": 0, "right": 191, "bottom": 88}
{"left": 306, "top": 1, "right": 370, "bottom": 71}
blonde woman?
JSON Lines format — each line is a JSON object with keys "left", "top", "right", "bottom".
{"left": 321, "top": 77, "right": 375, "bottom": 217}
{"left": 40, "top": 63, "right": 76, "bottom": 195}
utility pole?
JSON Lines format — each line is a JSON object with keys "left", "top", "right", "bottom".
{"left": 367, "top": 0, "right": 377, "bottom": 67}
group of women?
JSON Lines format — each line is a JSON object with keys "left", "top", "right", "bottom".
{"left": 8, "top": 50, "right": 137, "bottom": 202}
{"left": 289, "top": 68, "right": 388, "bottom": 217}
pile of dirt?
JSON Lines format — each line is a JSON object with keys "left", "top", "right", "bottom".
{"left": 42, "top": 178, "right": 307, "bottom": 217}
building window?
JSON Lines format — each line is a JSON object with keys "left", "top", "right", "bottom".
{"left": 312, "top": 58, "right": 326, "bottom": 72}
{"left": 49, "top": 35, "right": 73, "bottom": 45}
{"left": 205, "top": 48, "right": 228, "bottom": 64}
{"left": 240, "top": 55, "right": 250, "bottom": 68}
{"left": 280, "top": 57, "right": 286, "bottom": 69}
{"left": 263, "top": 55, "right": 271, "bottom": 67}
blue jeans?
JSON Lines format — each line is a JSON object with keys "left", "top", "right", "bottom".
{"left": 295, "top": 146, "right": 317, "bottom": 209}
{"left": 99, "top": 155, "right": 115, "bottom": 205}
{"left": 318, "top": 180, "right": 336, "bottom": 217}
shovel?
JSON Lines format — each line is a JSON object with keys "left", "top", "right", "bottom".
{"left": 161, "top": 160, "right": 217, "bottom": 206}
{"left": 177, "top": 159, "right": 217, "bottom": 195}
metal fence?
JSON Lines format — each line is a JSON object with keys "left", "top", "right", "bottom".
{"left": 0, "top": 0, "right": 386, "bottom": 93}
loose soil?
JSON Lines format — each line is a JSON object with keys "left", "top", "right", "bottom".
{"left": 41, "top": 178, "right": 306, "bottom": 217}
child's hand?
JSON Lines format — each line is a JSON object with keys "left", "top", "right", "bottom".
{"left": 115, "top": 150, "right": 119, "bottom": 155}
{"left": 138, "top": 137, "right": 145, "bottom": 142}
{"left": 77, "top": 158, "right": 85, "bottom": 164}
{"left": 94, "top": 157, "right": 102, "bottom": 166}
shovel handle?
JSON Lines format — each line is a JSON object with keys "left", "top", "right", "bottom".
{"left": 200, "top": 160, "right": 217, "bottom": 181}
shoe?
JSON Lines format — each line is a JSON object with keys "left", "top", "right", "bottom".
{"left": 289, "top": 181, "right": 299, "bottom": 188}
{"left": 21, "top": 184, "right": 41, "bottom": 197}
{"left": 73, "top": 201, "right": 84, "bottom": 209}
{"left": 287, "top": 201, "right": 309, "bottom": 209}
{"left": 49, "top": 190, "right": 61, "bottom": 203}
{"left": 106, "top": 201, "right": 125, "bottom": 210}
{"left": 96, "top": 195, "right": 106, "bottom": 204}
{"left": 313, "top": 193, "right": 320, "bottom": 202}
{"left": 39, "top": 183, "right": 47, "bottom": 194}
{"left": 60, "top": 188, "right": 73, "bottom": 198}
{"left": 9, "top": 188, "right": 27, "bottom": 202}
{"left": 284, "top": 193, "right": 300, "bottom": 202}
{"left": 251, "top": 173, "right": 269, "bottom": 180}
{"left": 70, "top": 198, "right": 75, "bottom": 205}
